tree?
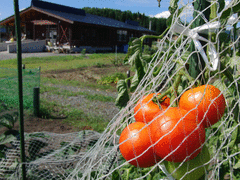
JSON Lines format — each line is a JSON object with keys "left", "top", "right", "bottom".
{"left": 82, "top": 7, "right": 167, "bottom": 35}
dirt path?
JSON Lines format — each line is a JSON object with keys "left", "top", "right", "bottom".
{"left": 40, "top": 83, "right": 119, "bottom": 122}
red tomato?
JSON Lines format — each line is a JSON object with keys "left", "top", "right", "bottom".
{"left": 149, "top": 107, "right": 205, "bottom": 162}
{"left": 119, "top": 122, "right": 160, "bottom": 167}
{"left": 179, "top": 85, "right": 226, "bottom": 127}
{"left": 134, "top": 93, "right": 170, "bottom": 123}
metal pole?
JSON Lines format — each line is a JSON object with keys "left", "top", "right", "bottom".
{"left": 13, "top": 0, "right": 27, "bottom": 179}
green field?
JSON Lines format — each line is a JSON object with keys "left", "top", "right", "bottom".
{"left": 0, "top": 53, "right": 126, "bottom": 71}
{"left": 0, "top": 53, "right": 127, "bottom": 132}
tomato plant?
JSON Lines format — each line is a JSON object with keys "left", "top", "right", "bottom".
{"left": 119, "top": 122, "right": 160, "bottom": 168}
{"left": 134, "top": 93, "right": 170, "bottom": 123}
{"left": 164, "top": 144, "right": 210, "bottom": 180}
{"left": 179, "top": 85, "right": 226, "bottom": 128}
{"left": 149, "top": 107, "right": 205, "bottom": 162}
{"left": 115, "top": 0, "right": 240, "bottom": 179}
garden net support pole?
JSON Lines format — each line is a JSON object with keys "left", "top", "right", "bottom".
{"left": 14, "top": 0, "right": 27, "bottom": 179}
{"left": 188, "top": 0, "right": 210, "bottom": 81}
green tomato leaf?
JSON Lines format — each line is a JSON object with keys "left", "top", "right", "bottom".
{"left": 130, "top": 72, "right": 139, "bottom": 92}
{"left": 0, "top": 118, "right": 13, "bottom": 129}
{"left": 135, "top": 53, "right": 145, "bottom": 83}
{"left": 220, "top": 1, "right": 240, "bottom": 25}
{"left": 233, "top": 159, "right": 240, "bottom": 169}
{"left": 0, "top": 134, "right": 16, "bottom": 145}
{"left": 128, "top": 50, "right": 140, "bottom": 66}
{"left": 222, "top": 122, "right": 238, "bottom": 149}
{"left": 115, "top": 80, "right": 130, "bottom": 109}
{"left": 213, "top": 79, "right": 232, "bottom": 100}
{"left": 131, "top": 38, "right": 141, "bottom": 46}
{"left": 0, "top": 148, "right": 6, "bottom": 159}
{"left": 233, "top": 1, "right": 240, "bottom": 13}
{"left": 129, "top": 57, "right": 146, "bottom": 93}
{"left": 129, "top": 38, "right": 141, "bottom": 54}
{"left": 232, "top": 101, "right": 239, "bottom": 124}
{"left": 111, "top": 170, "right": 120, "bottom": 180}
{"left": 2, "top": 114, "right": 14, "bottom": 122}
{"left": 228, "top": 56, "right": 240, "bottom": 69}
{"left": 218, "top": 0, "right": 225, "bottom": 13}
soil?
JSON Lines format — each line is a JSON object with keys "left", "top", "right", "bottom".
{"left": 0, "top": 64, "right": 131, "bottom": 135}
{"left": 42, "top": 64, "right": 131, "bottom": 86}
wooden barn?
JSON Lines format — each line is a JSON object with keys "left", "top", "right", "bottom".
{"left": 0, "top": 0, "right": 154, "bottom": 52}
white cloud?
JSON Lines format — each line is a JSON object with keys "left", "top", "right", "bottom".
{"left": 154, "top": 11, "right": 171, "bottom": 18}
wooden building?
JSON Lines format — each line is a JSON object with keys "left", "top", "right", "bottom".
{"left": 0, "top": 0, "right": 154, "bottom": 51}
{"left": 0, "top": 27, "right": 7, "bottom": 42}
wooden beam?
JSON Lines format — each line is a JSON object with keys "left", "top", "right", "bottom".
{"left": 69, "top": 24, "right": 72, "bottom": 47}
{"left": 33, "top": 24, "right": 35, "bottom": 40}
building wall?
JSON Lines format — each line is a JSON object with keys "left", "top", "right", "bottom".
{"left": 71, "top": 23, "right": 117, "bottom": 47}
{"left": 7, "top": 40, "right": 46, "bottom": 53}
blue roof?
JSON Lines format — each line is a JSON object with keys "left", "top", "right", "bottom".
{"left": 31, "top": 0, "right": 154, "bottom": 33}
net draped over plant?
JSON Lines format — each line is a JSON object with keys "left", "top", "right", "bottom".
{"left": 0, "top": 67, "right": 40, "bottom": 109}
{"left": 4, "top": 0, "right": 240, "bottom": 179}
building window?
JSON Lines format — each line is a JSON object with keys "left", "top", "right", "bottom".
{"left": 117, "top": 30, "right": 127, "bottom": 42}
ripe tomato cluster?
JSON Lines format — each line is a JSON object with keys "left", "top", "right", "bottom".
{"left": 119, "top": 85, "right": 226, "bottom": 168}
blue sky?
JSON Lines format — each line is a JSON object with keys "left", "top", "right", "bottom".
{"left": 0, "top": 0, "right": 171, "bottom": 21}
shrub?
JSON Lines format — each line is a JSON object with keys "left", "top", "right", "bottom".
{"left": 97, "top": 72, "right": 126, "bottom": 85}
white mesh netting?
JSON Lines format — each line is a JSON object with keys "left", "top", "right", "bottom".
{"left": 2, "top": 0, "right": 240, "bottom": 179}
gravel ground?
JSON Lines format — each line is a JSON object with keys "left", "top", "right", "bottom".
{"left": 0, "top": 51, "right": 82, "bottom": 61}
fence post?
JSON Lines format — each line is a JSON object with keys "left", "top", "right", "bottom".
{"left": 33, "top": 87, "right": 40, "bottom": 117}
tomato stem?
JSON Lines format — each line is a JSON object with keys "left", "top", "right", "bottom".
{"left": 154, "top": 88, "right": 172, "bottom": 103}
{"left": 140, "top": 26, "right": 170, "bottom": 47}
{"left": 171, "top": 73, "right": 182, "bottom": 107}
{"left": 179, "top": 69, "right": 194, "bottom": 82}
{"left": 154, "top": 72, "right": 183, "bottom": 107}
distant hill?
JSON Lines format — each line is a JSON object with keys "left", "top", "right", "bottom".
{"left": 82, "top": 7, "right": 167, "bottom": 35}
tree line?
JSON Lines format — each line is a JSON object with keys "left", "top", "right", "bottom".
{"left": 82, "top": 7, "right": 167, "bottom": 35}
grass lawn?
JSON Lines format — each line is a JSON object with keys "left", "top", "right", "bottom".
{"left": 0, "top": 53, "right": 126, "bottom": 72}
